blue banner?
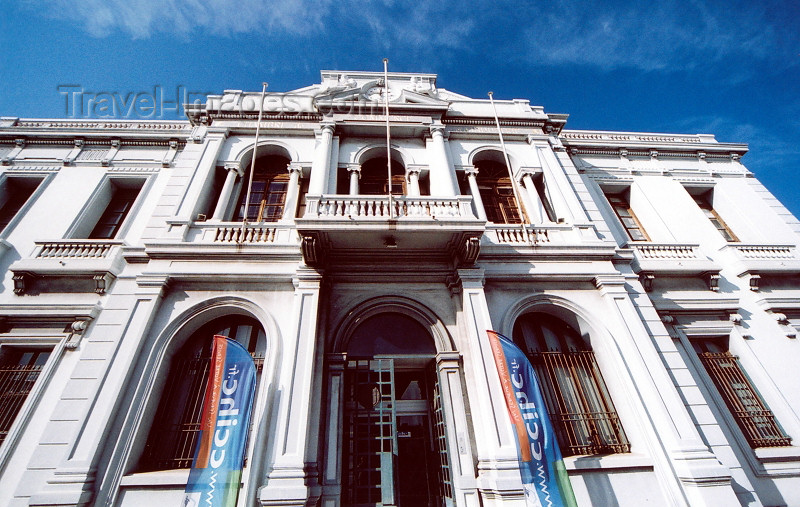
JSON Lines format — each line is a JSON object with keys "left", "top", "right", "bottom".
{"left": 183, "top": 336, "right": 257, "bottom": 507}
{"left": 487, "top": 330, "right": 577, "bottom": 507}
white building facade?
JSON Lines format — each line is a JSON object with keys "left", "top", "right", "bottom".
{"left": 0, "top": 70, "right": 798, "bottom": 507}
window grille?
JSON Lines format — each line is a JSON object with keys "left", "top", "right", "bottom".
{"left": 0, "top": 349, "right": 50, "bottom": 445}
{"left": 514, "top": 313, "right": 630, "bottom": 456}
{"left": 698, "top": 350, "right": 791, "bottom": 447}
{"left": 139, "top": 317, "right": 264, "bottom": 471}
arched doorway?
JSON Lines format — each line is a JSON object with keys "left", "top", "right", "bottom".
{"left": 340, "top": 312, "right": 453, "bottom": 507}
{"left": 360, "top": 156, "right": 406, "bottom": 195}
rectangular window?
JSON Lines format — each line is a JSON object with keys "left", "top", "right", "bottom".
{"left": 0, "top": 177, "right": 43, "bottom": 233}
{"left": 606, "top": 192, "right": 649, "bottom": 241}
{"left": 88, "top": 185, "right": 141, "bottom": 239}
{"left": 691, "top": 191, "right": 738, "bottom": 242}
{"left": 0, "top": 348, "right": 51, "bottom": 446}
{"left": 693, "top": 339, "right": 790, "bottom": 448}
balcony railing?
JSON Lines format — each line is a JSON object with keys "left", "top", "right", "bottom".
{"left": 727, "top": 244, "right": 797, "bottom": 260}
{"left": 631, "top": 242, "right": 704, "bottom": 261}
{"left": 33, "top": 240, "right": 122, "bottom": 259}
{"left": 484, "top": 223, "right": 603, "bottom": 246}
{"left": 303, "top": 195, "right": 476, "bottom": 220}
{"left": 183, "top": 222, "right": 300, "bottom": 244}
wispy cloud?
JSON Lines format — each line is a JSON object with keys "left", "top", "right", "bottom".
{"left": 22, "top": 0, "right": 798, "bottom": 74}
{"left": 26, "top": 0, "right": 336, "bottom": 38}
{"left": 674, "top": 115, "right": 800, "bottom": 169}
{"left": 517, "top": 0, "right": 795, "bottom": 72}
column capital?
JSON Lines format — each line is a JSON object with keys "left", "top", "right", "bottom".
{"left": 457, "top": 267, "right": 485, "bottom": 289}
{"left": 293, "top": 267, "right": 323, "bottom": 290}
{"left": 287, "top": 162, "right": 304, "bottom": 175}
{"left": 223, "top": 161, "right": 244, "bottom": 177}
{"left": 463, "top": 165, "right": 478, "bottom": 177}
{"left": 317, "top": 122, "right": 336, "bottom": 136}
{"left": 429, "top": 125, "right": 447, "bottom": 139}
{"left": 346, "top": 163, "right": 361, "bottom": 174}
{"left": 518, "top": 166, "right": 543, "bottom": 178}
{"left": 405, "top": 165, "right": 422, "bottom": 176}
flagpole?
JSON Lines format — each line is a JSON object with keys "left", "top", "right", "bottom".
{"left": 488, "top": 91, "right": 530, "bottom": 242}
{"left": 383, "top": 58, "right": 393, "bottom": 219}
{"left": 240, "top": 82, "right": 268, "bottom": 241}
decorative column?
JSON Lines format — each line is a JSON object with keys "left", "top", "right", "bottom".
{"left": 347, "top": 163, "right": 361, "bottom": 195}
{"left": 427, "top": 125, "right": 459, "bottom": 196}
{"left": 260, "top": 268, "right": 324, "bottom": 507}
{"left": 212, "top": 161, "right": 244, "bottom": 220}
{"left": 308, "top": 122, "right": 335, "bottom": 195}
{"left": 455, "top": 268, "right": 523, "bottom": 503}
{"left": 281, "top": 163, "right": 303, "bottom": 221}
{"left": 406, "top": 166, "right": 421, "bottom": 197}
{"left": 464, "top": 166, "right": 487, "bottom": 221}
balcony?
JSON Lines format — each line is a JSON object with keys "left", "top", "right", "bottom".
{"left": 295, "top": 195, "right": 485, "bottom": 267}
{"left": 720, "top": 244, "right": 800, "bottom": 291}
{"left": 628, "top": 243, "right": 720, "bottom": 291}
{"left": 10, "top": 240, "right": 125, "bottom": 295}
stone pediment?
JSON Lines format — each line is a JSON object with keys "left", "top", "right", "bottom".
{"left": 313, "top": 72, "right": 449, "bottom": 110}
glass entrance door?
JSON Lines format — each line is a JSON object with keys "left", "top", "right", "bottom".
{"left": 343, "top": 357, "right": 452, "bottom": 507}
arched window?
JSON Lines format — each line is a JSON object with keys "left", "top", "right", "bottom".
{"left": 513, "top": 312, "right": 629, "bottom": 456}
{"left": 359, "top": 157, "right": 405, "bottom": 195}
{"left": 138, "top": 315, "right": 265, "bottom": 471}
{"left": 475, "top": 160, "right": 521, "bottom": 224}
{"left": 234, "top": 155, "right": 291, "bottom": 222}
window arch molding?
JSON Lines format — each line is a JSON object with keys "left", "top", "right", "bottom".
{"left": 499, "top": 294, "right": 602, "bottom": 346}
{"left": 331, "top": 295, "right": 454, "bottom": 354}
{"left": 96, "top": 296, "right": 282, "bottom": 506}
{"left": 467, "top": 146, "right": 520, "bottom": 173}
{"left": 352, "top": 143, "right": 414, "bottom": 168}
{"left": 233, "top": 140, "right": 298, "bottom": 168}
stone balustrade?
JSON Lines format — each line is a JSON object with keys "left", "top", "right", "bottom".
{"left": 730, "top": 244, "right": 796, "bottom": 259}
{"left": 34, "top": 240, "right": 121, "bottom": 259}
{"left": 631, "top": 243, "right": 702, "bottom": 260}
{"left": 304, "top": 195, "right": 475, "bottom": 220}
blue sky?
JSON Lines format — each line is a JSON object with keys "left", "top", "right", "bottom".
{"left": 2, "top": 0, "right": 799, "bottom": 217}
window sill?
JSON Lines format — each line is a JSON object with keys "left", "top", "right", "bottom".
{"left": 120, "top": 469, "right": 189, "bottom": 487}
{"left": 565, "top": 453, "right": 653, "bottom": 472}
{"left": 755, "top": 446, "right": 800, "bottom": 463}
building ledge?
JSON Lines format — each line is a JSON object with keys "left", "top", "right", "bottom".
{"left": 565, "top": 453, "right": 653, "bottom": 472}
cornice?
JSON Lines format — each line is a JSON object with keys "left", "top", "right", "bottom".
{"left": 561, "top": 129, "right": 749, "bottom": 157}
{"left": 4, "top": 119, "right": 190, "bottom": 131}
{"left": 0, "top": 136, "right": 186, "bottom": 148}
